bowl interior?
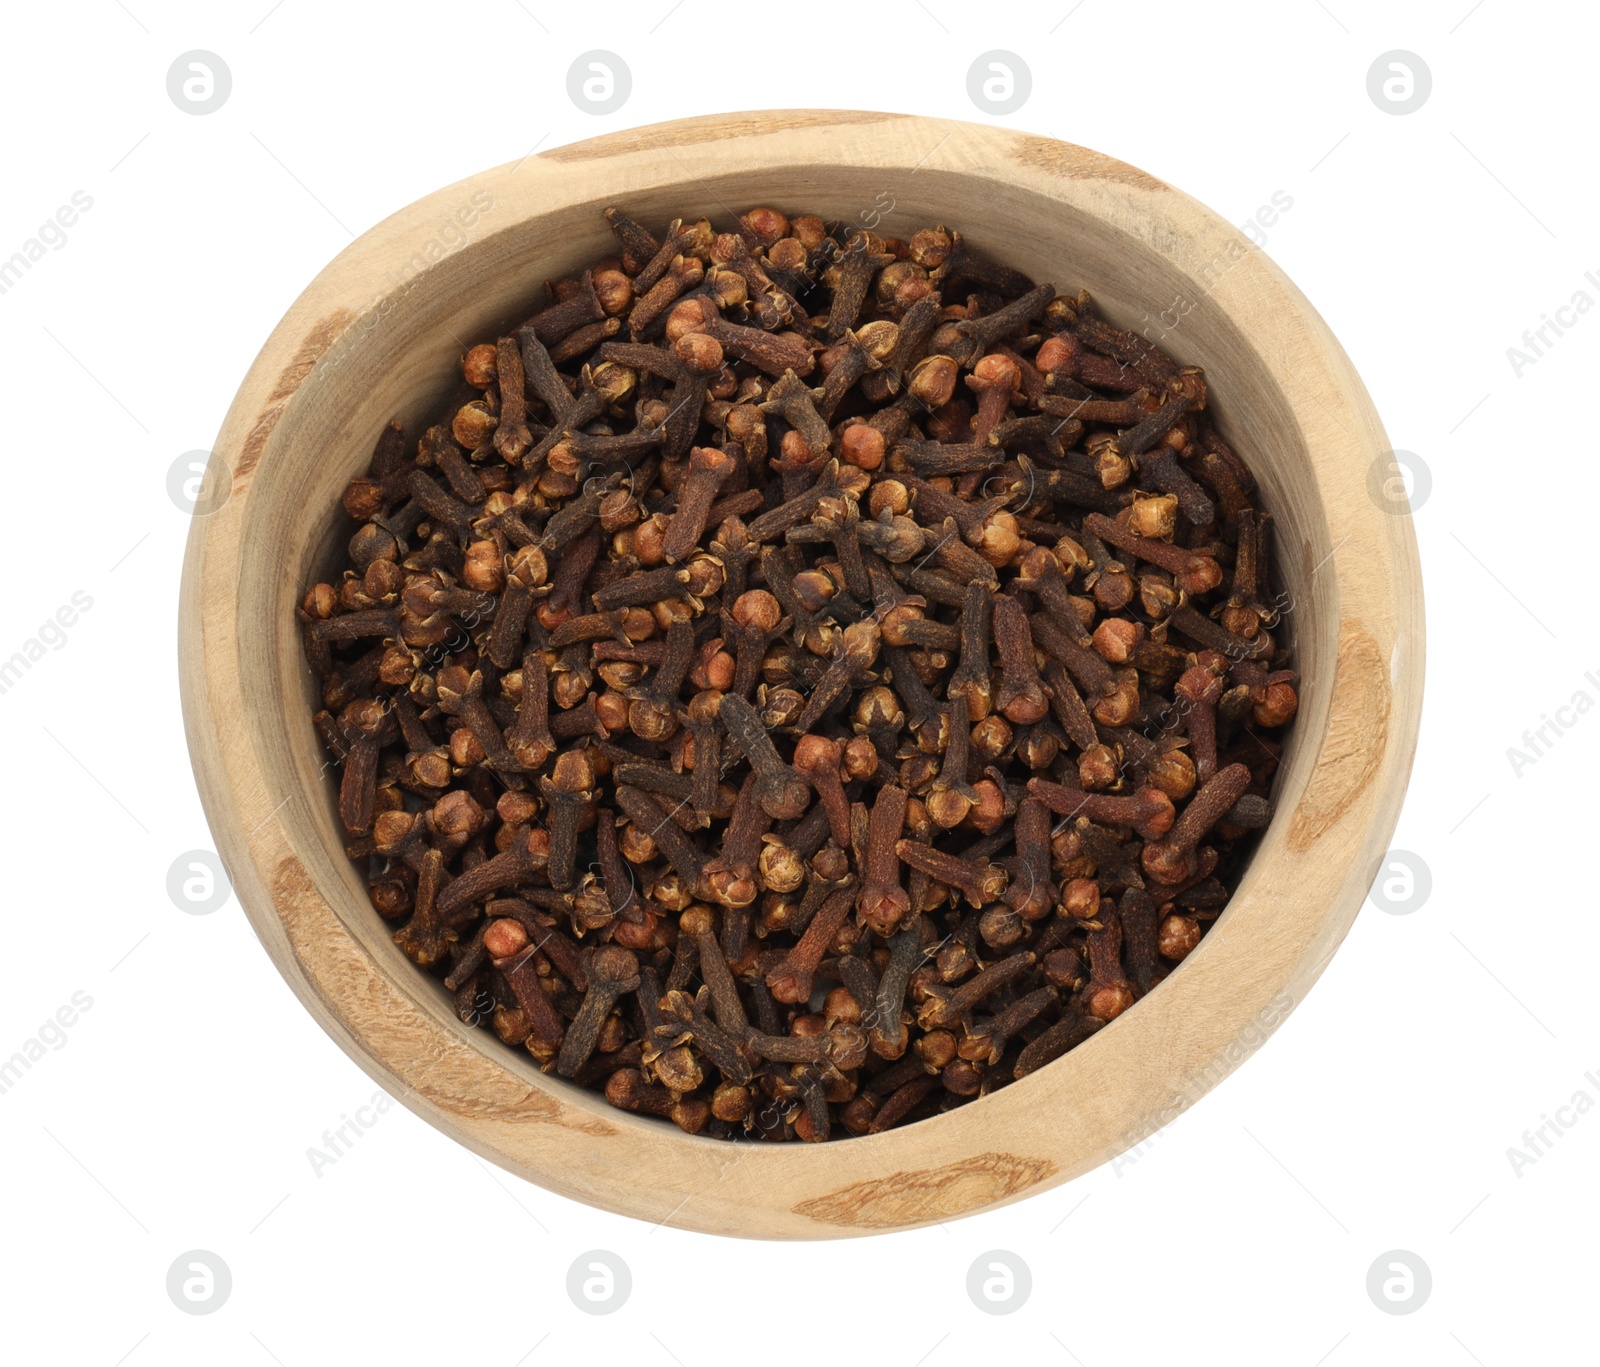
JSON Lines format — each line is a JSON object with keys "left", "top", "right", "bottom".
{"left": 242, "top": 159, "right": 1333, "bottom": 1134}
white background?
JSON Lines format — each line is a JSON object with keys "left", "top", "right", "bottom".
{"left": 0, "top": 1, "right": 1591, "bottom": 1362}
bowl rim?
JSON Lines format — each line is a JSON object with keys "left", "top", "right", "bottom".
{"left": 179, "top": 108, "right": 1424, "bottom": 1239}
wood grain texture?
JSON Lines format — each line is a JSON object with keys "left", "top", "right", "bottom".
{"left": 237, "top": 309, "right": 355, "bottom": 480}
{"left": 542, "top": 109, "right": 908, "bottom": 162}
{"left": 793, "top": 1154, "right": 1057, "bottom": 1229}
{"left": 178, "top": 110, "right": 1425, "bottom": 1240}
{"left": 1287, "top": 622, "right": 1391, "bottom": 851}
{"left": 1008, "top": 136, "right": 1170, "bottom": 190}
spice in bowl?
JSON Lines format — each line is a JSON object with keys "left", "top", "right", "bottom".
{"left": 299, "top": 203, "right": 1299, "bottom": 1142}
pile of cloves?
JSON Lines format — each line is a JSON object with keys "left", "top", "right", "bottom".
{"left": 301, "top": 202, "right": 1299, "bottom": 1142}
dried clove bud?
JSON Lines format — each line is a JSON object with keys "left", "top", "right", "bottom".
{"left": 303, "top": 199, "right": 1300, "bottom": 1142}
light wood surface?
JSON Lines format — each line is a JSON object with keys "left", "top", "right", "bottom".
{"left": 178, "top": 110, "right": 1424, "bottom": 1239}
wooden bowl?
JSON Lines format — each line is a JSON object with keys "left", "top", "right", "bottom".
{"left": 179, "top": 111, "right": 1423, "bottom": 1238}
